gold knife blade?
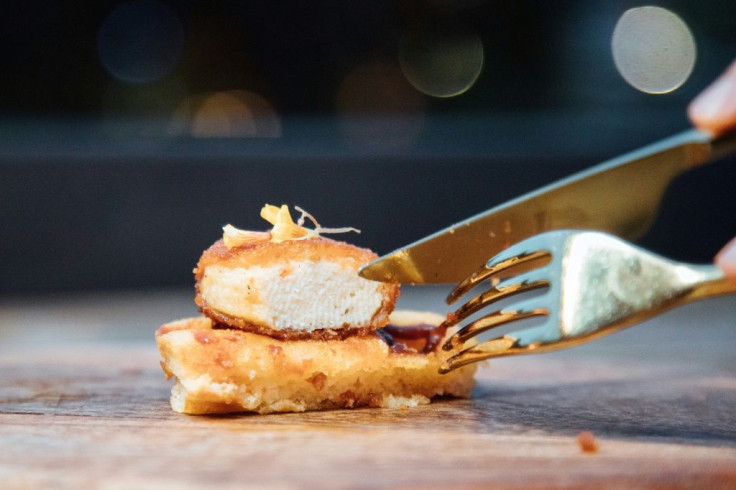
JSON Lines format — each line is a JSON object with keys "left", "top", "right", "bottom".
{"left": 359, "top": 129, "right": 736, "bottom": 284}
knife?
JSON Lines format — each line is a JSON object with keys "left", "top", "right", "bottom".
{"left": 359, "top": 129, "right": 736, "bottom": 284}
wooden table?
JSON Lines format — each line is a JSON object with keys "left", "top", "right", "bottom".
{"left": 1, "top": 288, "right": 735, "bottom": 488}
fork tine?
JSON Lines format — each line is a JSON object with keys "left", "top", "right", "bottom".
{"left": 442, "top": 296, "right": 550, "bottom": 351}
{"left": 439, "top": 336, "right": 517, "bottom": 373}
{"left": 483, "top": 232, "right": 555, "bottom": 270}
{"left": 439, "top": 321, "right": 555, "bottom": 373}
{"left": 446, "top": 249, "right": 551, "bottom": 304}
{"left": 442, "top": 307, "right": 548, "bottom": 351}
{"left": 446, "top": 262, "right": 496, "bottom": 305}
{"left": 443, "top": 268, "right": 551, "bottom": 329}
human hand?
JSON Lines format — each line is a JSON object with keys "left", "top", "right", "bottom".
{"left": 688, "top": 59, "right": 736, "bottom": 135}
{"left": 688, "top": 59, "right": 736, "bottom": 280}
{"left": 714, "top": 238, "right": 736, "bottom": 280}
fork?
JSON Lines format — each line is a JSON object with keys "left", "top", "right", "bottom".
{"left": 438, "top": 230, "right": 736, "bottom": 374}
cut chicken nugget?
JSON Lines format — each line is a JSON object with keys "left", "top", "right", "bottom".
{"left": 156, "top": 311, "right": 476, "bottom": 414}
{"left": 195, "top": 237, "right": 400, "bottom": 340}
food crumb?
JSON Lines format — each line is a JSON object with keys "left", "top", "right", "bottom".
{"left": 577, "top": 431, "right": 598, "bottom": 454}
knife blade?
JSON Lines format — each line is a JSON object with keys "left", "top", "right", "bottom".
{"left": 359, "top": 129, "right": 736, "bottom": 284}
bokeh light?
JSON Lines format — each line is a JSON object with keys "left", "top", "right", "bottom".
{"left": 97, "top": 0, "right": 185, "bottom": 84}
{"left": 611, "top": 6, "right": 696, "bottom": 94}
{"left": 336, "top": 62, "right": 425, "bottom": 151}
{"left": 399, "top": 22, "right": 484, "bottom": 98}
{"left": 171, "top": 90, "right": 281, "bottom": 138}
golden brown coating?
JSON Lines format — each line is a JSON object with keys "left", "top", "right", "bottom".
{"left": 194, "top": 238, "right": 400, "bottom": 340}
{"left": 155, "top": 312, "right": 476, "bottom": 414}
{"left": 195, "top": 237, "right": 376, "bottom": 273}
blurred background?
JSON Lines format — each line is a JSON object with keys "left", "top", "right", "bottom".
{"left": 1, "top": 0, "right": 735, "bottom": 294}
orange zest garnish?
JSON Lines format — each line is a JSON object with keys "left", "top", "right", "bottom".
{"left": 261, "top": 204, "right": 311, "bottom": 242}
{"left": 222, "top": 204, "right": 360, "bottom": 249}
{"left": 222, "top": 225, "right": 271, "bottom": 248}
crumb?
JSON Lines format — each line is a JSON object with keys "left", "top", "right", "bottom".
{"left": 577, "top": 431, "right": 598, "bottom": 453}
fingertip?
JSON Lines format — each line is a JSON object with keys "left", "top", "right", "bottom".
{"left": 687, "top": 104, "right": 719, "bottom": 135}
{"left": 688, "top": 59, "right": 736, "bottom": 135}
{"left": 715, "top": 236, "right": 736, "bottom": 281}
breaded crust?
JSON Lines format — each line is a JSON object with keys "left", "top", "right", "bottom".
{"left": 195, "top": 237, "right": 378, "bottom": 275}
{"left": 155, "top": 311, "right": 476, "bottom": 415}
{"left": 194, "top": 238, "right": 400, "bottom": 340}
{"left": 200, "top": 310, "right": 391, "bottom": 341}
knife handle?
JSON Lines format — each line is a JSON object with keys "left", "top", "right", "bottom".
{"left": 709, "top": 129, "right": 736, "bottom": 163}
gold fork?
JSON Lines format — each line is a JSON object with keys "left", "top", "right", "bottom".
{"left": 439, "top": 230, "right": 736, "bottom": 373}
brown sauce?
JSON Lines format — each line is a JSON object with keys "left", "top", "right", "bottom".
{"left": 376, "top": 323, "right": 447, "bottom": 355}
{"left": 207, "top": 320, "right": 448, "bottom": 355}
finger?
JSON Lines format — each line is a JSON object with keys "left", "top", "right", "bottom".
{"left": 688, "top": 59, "right": 736, "bottom": 135}
{"left": 715, "top": 236, "right": 736, "bottom": 281}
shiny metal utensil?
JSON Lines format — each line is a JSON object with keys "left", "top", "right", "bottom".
{"left": 438, "top": 229, "right": 736, "bottom": 373}
{"left": 359, "top": 129, "right": 736, "bottom": 285}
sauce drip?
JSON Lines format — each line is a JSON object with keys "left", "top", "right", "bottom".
{"left": 376, "top": 323, "right": 447, "bottom": 355}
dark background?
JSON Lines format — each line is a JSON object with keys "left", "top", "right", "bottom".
{"left": 2, "top": 0, "right": 735, "bottom": 294}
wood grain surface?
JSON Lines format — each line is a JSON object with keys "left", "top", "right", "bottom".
{"left": 1, "top": 288, "right": 735, "bottom": 489}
